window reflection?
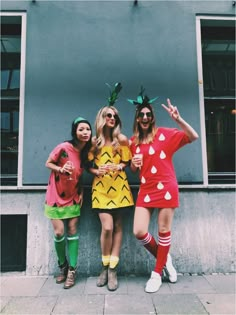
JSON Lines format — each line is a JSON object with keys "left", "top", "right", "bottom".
{"left": 1, "top": 16, "right": 21, "bottom": 185}
{"left": 205, "top": 99, "right": 235, "bottom": 173}
{"left": 201, "top": 21, "right": 235, "bottom": 184}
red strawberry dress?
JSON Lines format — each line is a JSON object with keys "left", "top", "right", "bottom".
{"left": 130, "top": 127, "right": 190, "bottom": 208}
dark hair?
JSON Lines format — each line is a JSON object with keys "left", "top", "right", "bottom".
{"left": 68, "top": 119, "right": 92, "bottom": 169}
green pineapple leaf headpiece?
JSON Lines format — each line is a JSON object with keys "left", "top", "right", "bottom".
{"left": 127, "top": 86, "right": 158, "bottom": 108}
{"left": 105, "top": 82, "right": 122, "bottom": 106}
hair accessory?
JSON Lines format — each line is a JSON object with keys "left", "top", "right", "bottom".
{"left": 127, "top": 86, "right": 158, "bottom": 107}
{"left": 105, "top": 82, "right": 122, "bottom": 106}
{"left": 73, "top": 116, "right": 87, "bottom": 124}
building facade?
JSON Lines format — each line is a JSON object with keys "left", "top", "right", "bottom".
{"left": 1, "top": 0, "right": 235, "bottom": 276}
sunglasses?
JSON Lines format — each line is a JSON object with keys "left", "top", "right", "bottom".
{"left": 106, "top": 113, "right": 118, "bottom": 120}
{"left": 138, "top": 112, "right": 152, "bottom": 119}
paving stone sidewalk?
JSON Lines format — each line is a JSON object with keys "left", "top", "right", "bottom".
{"left": 0, "top": 273, "right": 235, "bottom": 315}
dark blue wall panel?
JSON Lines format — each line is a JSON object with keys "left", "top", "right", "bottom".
{"left": 2, "top": 1, "right": 234, "bottom": 185}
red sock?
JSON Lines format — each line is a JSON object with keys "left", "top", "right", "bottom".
{"left": 137, "top": 232, "right": 158, "bottom": 257}
{"left": 154, "top": 231, "right": 171, "bottom": 275}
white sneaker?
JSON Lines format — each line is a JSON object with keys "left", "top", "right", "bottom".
{"left": 164, "top": 253, "right": 177, "bottom": 283}
{"left": 145, "top": 271, "right": 162, "bottom": 293}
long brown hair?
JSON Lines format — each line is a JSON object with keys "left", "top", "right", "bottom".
{"left": 132, "top": 104, "right": 157, "bottom": 145}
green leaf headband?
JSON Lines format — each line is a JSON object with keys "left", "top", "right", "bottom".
{"left": 105, "top": 82, "right": 122, "bottom": 106}
{"left": 73, "top": 116, "right": 87, "bottom": 124}
{"left": 127, "top": 86, "right": 158, "bottom": 108}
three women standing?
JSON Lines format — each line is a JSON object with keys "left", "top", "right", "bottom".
{"left": 44, "top": 85, "right": 198, "bottom": 294}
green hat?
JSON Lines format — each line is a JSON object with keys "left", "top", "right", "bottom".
{"left": 73, "top": 116, "right": 89, "bottom": 125}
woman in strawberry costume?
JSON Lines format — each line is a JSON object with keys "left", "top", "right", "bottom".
{"left": 129, "top": 88, "right": 198, "bottom": 293}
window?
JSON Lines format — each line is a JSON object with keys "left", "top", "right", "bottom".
{"left": 1, "top": 215, "right": 27, "bottom": 272}
{"left": 1, "top": 13, "right": 26, "bottom": 186}
{"left": 197, "top": 17, "right": 235, "bottom": 184}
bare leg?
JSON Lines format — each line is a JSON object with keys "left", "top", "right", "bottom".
{"left": 110, "top": 212, "right": 123, "bottom": 257}
{"left": 97, "top": 212, "right": 113, "bottom": 287}
{"left": 67, "top": 217, "right": 79, "bottom": 236}
{"left": 133, "top": 206, "right": 154, "bottom": 237}
{"left": 98, "top": 212, "right": 114, "bottom": 256}
{"left": 51, "top": 219, "right": 65, "bottom": 237}
{"left": 157, "top": 207, "right": 175, "bottom": 233}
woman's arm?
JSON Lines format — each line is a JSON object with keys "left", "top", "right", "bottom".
{"left": 118, "top": 133, "right": 129, "bottom": 146}
{"left": 45, "top": 157, "right": 64, "bottom": 173}
{"left": 162, "top": 98, "right": 199, "bottom": 142}
{"left": 115, "top": 134, "right": 131, "bottom": 171}
{"left": 45, "top": 157, "right": 73, "bottom": 174}
{"left": 174, "top": 116, "right": 199, "bottom": 142}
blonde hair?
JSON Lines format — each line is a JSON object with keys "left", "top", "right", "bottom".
{"left": 132, "top": 105, "right": 157, "bottom": 145}
{"left": 92, "top": 106, "right": 121, "bottom": 155}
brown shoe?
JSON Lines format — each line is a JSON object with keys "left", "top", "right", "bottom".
{"left": 107, "top": 267, "right": 118, "bottom": 291}
{"left": 96, "top": 265, "right": 108, "bottom": 287}
{"left": 64, "top": 266, "right": 76, "bottom": 289}
{"left": 56, "top": 260, "right": 68, "bottom": 284}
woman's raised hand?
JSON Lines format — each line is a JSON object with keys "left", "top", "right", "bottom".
{"left": 161, "top": 98, "right": 180, "bottom": 121}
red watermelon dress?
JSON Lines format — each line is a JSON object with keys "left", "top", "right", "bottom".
{"left": 44, "top": 142, "right": 83, "bottom": 219}
{"left": 130, "top": 127, "right": 190, "bottom": 208}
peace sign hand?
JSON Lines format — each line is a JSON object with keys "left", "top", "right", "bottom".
{"left": 161, "top": 98, "right": 180, "bottom": 122}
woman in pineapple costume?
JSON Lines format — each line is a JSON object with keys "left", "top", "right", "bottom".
{"left": 129, "top": 88, "right": 199, "bottom": 293}
{"left": 89, "top": 83, "right": 134, "bottom": 291}
{"left": 44, "top": 117, "right": 92, "bottom": 289}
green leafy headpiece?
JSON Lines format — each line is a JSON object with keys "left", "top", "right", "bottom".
{"left": 105, "top": 82, "right": 122, "bottom": 106}
{"left": 73, "top": 116, "right": 91, "bottom": 128}
{"left": 74, "top": 116, "right": 87, "bottom": 124}
{"left": 127, "top": 86, "right": 158, "bottom": 108}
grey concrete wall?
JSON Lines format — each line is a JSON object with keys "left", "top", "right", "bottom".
{"left": 1, "top": 188, "right": 235, "bottom": 276}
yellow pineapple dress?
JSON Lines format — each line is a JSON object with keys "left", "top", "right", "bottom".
{"left": 89, "top": 146, "right": 134, "bottom": 209}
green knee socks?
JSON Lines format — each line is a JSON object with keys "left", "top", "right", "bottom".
{"left": 67, "top": 234, "right": 79, "bottom": 268}
{"left": 54, "top": 234, "right": 66, "bottom": 266}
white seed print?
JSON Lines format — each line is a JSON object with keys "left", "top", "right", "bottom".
{"left": 144, "top": 195, "right": 151, "bottom": 202}
{"left": 149, "top": 146, "right": 155, "bottom": 155}
{"left": 160, "top": 150, "right": 166, "bottom": 159}
{"left": 151, "top": 166, "right": 157, "bottom": 174}
{"left": 159, "top": 133, "right": 165, "bottom": 141}
{"left": 164, "top": 191, "right": 172, "bottom": 200}
{"left": 157, "top": 182, "right": 164, "bottom": 190}
{"left": 136, "top": 147, "right": 140, "bottom": 153}
{"left": 141, "top": 176, "right": 146, "bottom": 184}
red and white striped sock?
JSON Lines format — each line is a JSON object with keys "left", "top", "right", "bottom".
{"left": 154, "top": 231, "right": 171, "bottom": 275}
{"left": 137, "top": 232, "right": 158, "bottom": 257}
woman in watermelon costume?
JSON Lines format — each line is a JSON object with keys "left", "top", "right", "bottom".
{"left": 88, "top": 83, "right": 134, "bottom": 291}
{"left": 129, "top": 88, "right": 198, "bottom": 293}
{"left": 44, "top": 117, "right": 92, "bottom": 289}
